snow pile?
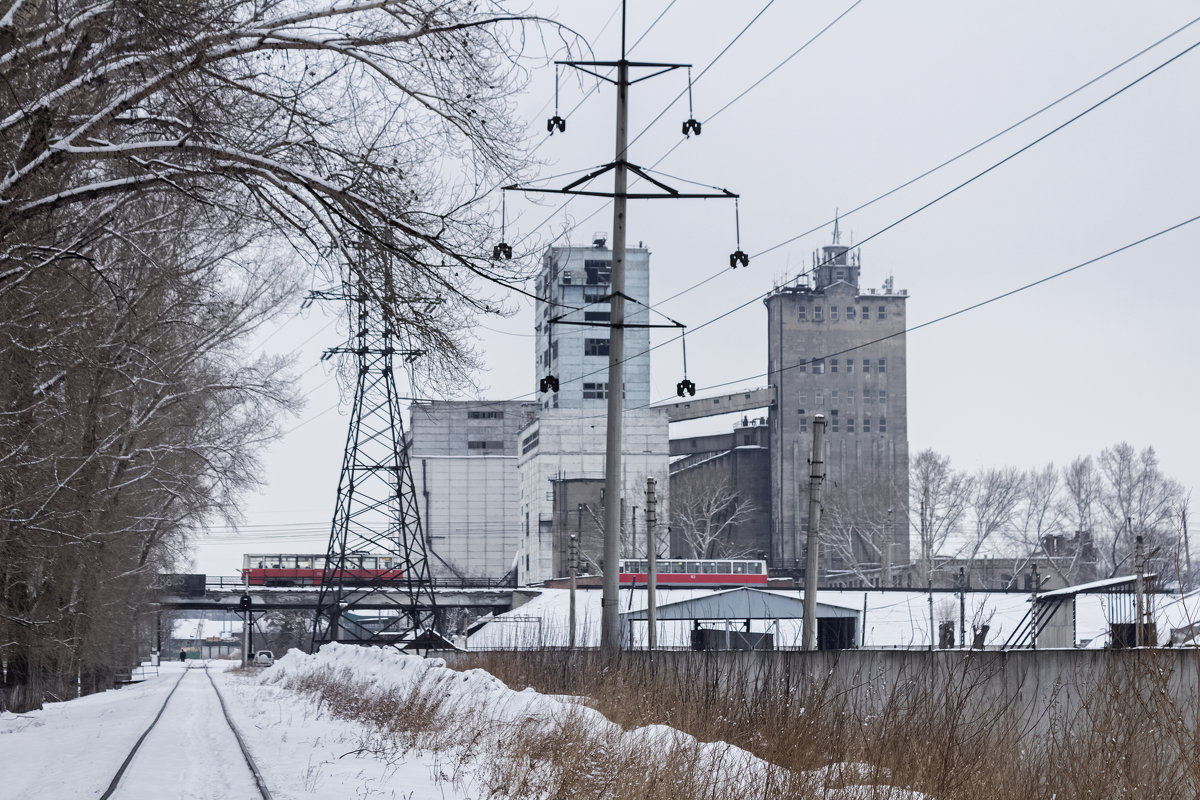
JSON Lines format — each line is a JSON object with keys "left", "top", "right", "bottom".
{"left": 259, "top": 644, "right": 927, "bottom": 799}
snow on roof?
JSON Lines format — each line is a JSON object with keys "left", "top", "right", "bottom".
{"left": 1036, "top": 574, "right": 1154, "bottom": 599}
{"left": 622, "top": 587, "right": 857, "bottom": 621}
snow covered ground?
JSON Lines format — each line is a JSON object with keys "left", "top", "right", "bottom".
{"left": 0, "top": 647, "right": 929, "bottom": 799}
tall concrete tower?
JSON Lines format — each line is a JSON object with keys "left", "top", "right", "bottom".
{"left": 764, "top": 237, "right": 909, "bottom": 585}
{"left": 533, "top": 235, "right": 650, "bottom": 410}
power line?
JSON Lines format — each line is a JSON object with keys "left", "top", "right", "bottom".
{"left": 531, "top": 29, "right": 1200, "bottom": 402}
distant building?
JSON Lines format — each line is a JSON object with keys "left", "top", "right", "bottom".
{"left": 669, "top": 417, "right": 772, "bottom": 560}
{"left": 409, "top": 400, "right": 538, "bottom": 580}
{"left": 763, "top": 233, "right": 910, "bottom": 582}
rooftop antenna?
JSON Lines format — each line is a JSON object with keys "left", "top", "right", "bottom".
{"left": 832, "top": 209, "right": 841, "bottom": 245}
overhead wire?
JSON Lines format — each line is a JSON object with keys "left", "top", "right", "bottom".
{"left": 516, "top": 28, "right": 1200, "bottom": 404}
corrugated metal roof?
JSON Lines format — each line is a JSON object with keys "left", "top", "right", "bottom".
{"left": 621, "top": 587, "right": 859, "bottom": 621}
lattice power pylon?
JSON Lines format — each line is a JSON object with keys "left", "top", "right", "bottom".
{"left": 310, "top": 279, "right": 436, "bottom": 649}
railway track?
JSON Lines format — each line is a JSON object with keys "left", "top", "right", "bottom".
{"left": 99, "top": 664, "right": 272, "bottom": 800}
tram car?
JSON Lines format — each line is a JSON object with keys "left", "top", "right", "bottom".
{"left": 618, "top": 558, "right": 769, "bottom": 587}
{"left": 242, "top": 553, "right": 403, "bottom": 586}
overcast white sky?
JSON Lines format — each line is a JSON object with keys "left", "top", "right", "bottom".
{"left": 191, "top": 0, "right": 1200, "bottom": 575}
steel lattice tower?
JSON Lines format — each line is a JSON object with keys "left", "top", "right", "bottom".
{"left": 311, "top": 280, "right": 436, "bottom": 649}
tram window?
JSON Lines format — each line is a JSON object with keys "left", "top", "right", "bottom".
{"left": 299, "top": 558, "right": 313, "bottom": 569}
{"left": 749, "top": 562, "right": 763, "bottom": 574}
{"left": 685, "top": 561, "right": 700, "bottom": 573}
{"left": 702, "top": 562, "right": 717, "bottom": 573}
{"left": 363, "top": 557, "right": 376, "bottom": 569}
{"left": 270, "top": 560, "right": 280, "bottom": 568}
{"left": 670, "top": 561, "right": 686, "bottom": 574}
{"left": 718, "top": 562, "right": 732, "bottom": 573}
{"left": 639, "top": 561, "right": 648, "bottom": 573}
{"left": 733, "top": 562, "right": 747, "bottom": 574}
{"left": 280, "top": 557, "right": 296, "bottom": 569}
{"left": 255, "top": 559, "right": 265, "bottom": 569}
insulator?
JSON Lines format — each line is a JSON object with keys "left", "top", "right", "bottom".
{"left": 681, "top": 118, "right": 701, "bottom": 137}
{"left": 729, "top": 250, "right": 749, "bottom": 269}
{"left": 547, "top": 116, "right": 566, "bottom": 134}
{"left": 540, "top": 375, "right": 559, "bottom": 393}
{"left": 676, "top": 379, "right": 696, "bottom": 398}
{"left": 493, "top": 242, "right": 513, "bottom": 260}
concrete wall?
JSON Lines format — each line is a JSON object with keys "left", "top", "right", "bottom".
{"left": 444, "top": 648, "right": 1200, "bottom": 734}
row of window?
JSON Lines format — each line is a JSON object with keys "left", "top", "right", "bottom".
{"left": 801, "top": 357, "right": 885, "bottom": 374}
{"left": 798, "top": 304, "right": 891, "bottom": 322}
{"left": 467, "top": 440, "right": 504, "bottom": 451}
{"left": 467, "top": 410, "right": 503, "bottom": 419}
{"left": 798, "top": 412, "right": 887, "bottom": 434}
{"left": 800, "top": 389, "right": 886, "bottom": 405}
{"left": 521, "top": 431, "right": 539, "bottom": 455}
{"left": 582, "top": 382, "right": 608, "bottom": 399}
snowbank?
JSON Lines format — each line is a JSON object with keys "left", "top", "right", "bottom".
{"left": 261, "top": 644, "right": 927, "bottom": 799}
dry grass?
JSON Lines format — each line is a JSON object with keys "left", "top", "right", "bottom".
{"left": 456, "top": 649, "right": 1200, "bottom": 800}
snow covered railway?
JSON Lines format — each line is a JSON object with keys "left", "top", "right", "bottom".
{"left": 100, "top": 665, "right": 272, "bottom": 800}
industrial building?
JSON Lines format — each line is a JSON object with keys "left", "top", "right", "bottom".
{"left": 763, "top": 232, "right": 910, "bottom": 582}
{"left": 408, "top": 400, "right": 538, "bottom": 580}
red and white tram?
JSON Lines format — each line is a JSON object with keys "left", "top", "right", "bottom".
{"left": 241, "top": 553, "right": 403, "bottom": 586}
{"left": 618, "top": 558, "right": 768, "bottom": 587}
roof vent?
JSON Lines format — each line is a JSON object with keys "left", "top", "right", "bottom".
{"left": 592, "top": 232, "right": 607, "bottom": 248}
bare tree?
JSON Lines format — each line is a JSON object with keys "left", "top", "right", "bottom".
{"left": 908, "top": 449, "right": 973, "bottom": 582}
{"left": 2, "top": 0, "right": 563, "bottom": 710}
{"left": 1097, "top": 443, "right": 1184, "bottom": 578}
{"left": 958, "top": 466, "right": 1024, "bottom": 564}
{"left": 670, "top": 475, "right": 758, "bottom": 560}
{"left": 821, "top": 475, "right": 903, "bottom": 585}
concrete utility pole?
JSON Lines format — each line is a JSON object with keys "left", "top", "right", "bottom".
{"left": 1135, "top": 532, "right": 1145, "bottom": 648}
{"left": 645, "top": 477, "right": 658, "bottom": 651}
{"left": 508, "top": 5, "right": 738, "bottom": 656}
{"left": 803, "top": 414, "right": 825, "bottom": 651}
{"left": 569, "top": 531, "right": 578, "bottom": 650}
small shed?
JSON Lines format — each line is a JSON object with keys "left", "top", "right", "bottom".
{"left": 621, "top": 587, "right": 861, "bottom": 650}
{"left": 1016, "top": 574, "right": 1157, "bottom": 648}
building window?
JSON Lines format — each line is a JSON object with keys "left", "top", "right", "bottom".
{"left": 846, "top": 306, "right": 856, "bottom": 320}
{"left": 830, "top": 306, "right": 839, "bottom": 321}
{"left": 798, "top": 361, "right": 807, "bottom": 373}
{"left": 814, "top": 305, "right": 823, "bottom": 322}
{"left": 878, "top": 358, "right": 886, "bottom": 373}
{"left": 878, "top": 306, "right": 887, "bottom": 320}
{"left": 847, "top": 417, "right": 855, "bottom": 434}
{"left": 879, "top": 389, "right": 887, "bottom": 404}
{"left": 831, "top": 409, "right": 839, "bottom": 432}
{"left": 798, "top": 306, "right": 807, "bottom": 321}
{"left": 862, "top": 305, "right": 870, "bottom": 320}
{"left": 813, "top": 360, "right": 825, "bottom": 374}
{"left": 468, "top": 410, "right": 503, "bottom": 419}
{"left": 799, "top": 411, "right": 808, "bottom": 432}
{"left": 863, "top": 389, "right": 873, "bottom": 403}
{"left": 831, "top": 358, "right": 838, "bottom": 373}
{"left": 879, "top": 416, "right": 887, "bottom": 433}
{"left": 584, "top": 310, "right": 611, "bottom": 322}
{"left": 583, "top": 382, "right": 607, "bottom": 399}
{"left": 847, "top": 390, "right": 855, "bottom": 404}
{"left": 846, "top": 359, "right": 854, "bottom": 373}
{"left": 815, "top": 392, "right": 824, "bottom": 406}
{"left": 862, "top": 359, "right": 870, "bottom": 374}
{"left": 521, "top": 431, "right": 539, "bottom": 455}
{"left": 835, "top": 269, "right": 845, "bottom": 282}
{"left": 584, "top": 338, "right": 610, "bottom": 356}
{"left": 798, "top": 393, "right": 807, "bottom": 405}
{"left": 584, "top": 260, "right": 612, "bottom": 285}
{"left": 468, "top": 440, "right": 504, "bottom": 451}
{"left": 831, "top": 390, "right": 839, "bottom": 403}
{"left": 863, "top": 415, "right": 871, "bottom": 433}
